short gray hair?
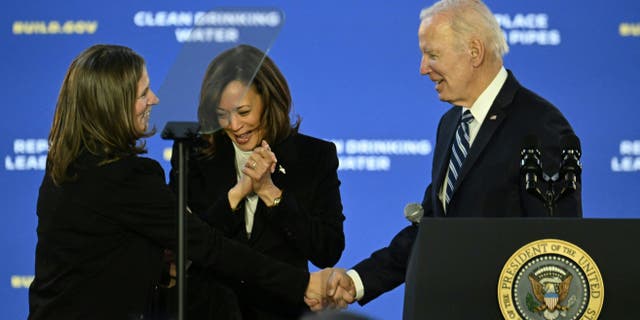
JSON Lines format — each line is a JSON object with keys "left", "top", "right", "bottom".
{"left": 420, "top": 0, "right": 508, "bottom": 59}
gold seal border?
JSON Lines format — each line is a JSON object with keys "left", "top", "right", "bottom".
{"left": 497, "top": 238, "right": 604, "bottom": 320}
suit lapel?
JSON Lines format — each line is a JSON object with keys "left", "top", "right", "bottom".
{"left": 270, "top": 134, "right": 298, "bottom": 189}
{"left": 452, "top": 71, "right": 520, "bottom": 195}
{"left": 432, "top": 109, "right": 460, "bottom": 216}
{"left": 251, "top": 134, "right": 299, "bottom": 242}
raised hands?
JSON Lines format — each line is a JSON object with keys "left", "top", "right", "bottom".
{"left": 228, "top": 140, "right": 281, "bottom": 209}
{"left": 242, "top": 140, "right": 278, "bottom": 196}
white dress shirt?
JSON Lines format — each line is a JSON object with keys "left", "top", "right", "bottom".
{"left": 233, "top": 143, "right": 259, "bottom": 238}
{"left": 438, "top": 67, "right": 508, "bottom": 211}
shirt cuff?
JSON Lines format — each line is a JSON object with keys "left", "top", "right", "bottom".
{"left": 346, "top": 269, "right": 365, "bottom": 301}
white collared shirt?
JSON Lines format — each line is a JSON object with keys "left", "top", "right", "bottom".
{"left": 438, "top": 67, "right": 508, "bottom": 211}
{"left": 232, "top": 143, "right": 259, "bottom": 237}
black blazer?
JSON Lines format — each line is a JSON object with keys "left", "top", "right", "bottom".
{"left": 352, "top": 70, "right": 583, "bottom": 304}
{"left": 29, "top": 153, "right": 309, "bottom": 320}
{"left": 170, "top": 132, "right": 345, "bottom": 319}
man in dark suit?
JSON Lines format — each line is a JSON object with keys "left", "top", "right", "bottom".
{"left": 314, "top": 0, "right": 582, "bottom": 310}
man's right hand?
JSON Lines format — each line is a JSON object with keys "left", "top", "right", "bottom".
{"left": 304, "top": 268, "right": 357, "bottom": 311}
{"left": 326, "top": 268, "right": 356, "bottom": 309}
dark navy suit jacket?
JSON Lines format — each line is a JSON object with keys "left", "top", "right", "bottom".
{"left": 352, "top": 70, "right": 582, "bottom": 304}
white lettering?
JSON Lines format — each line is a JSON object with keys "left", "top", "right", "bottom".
{"left": 14, "top": 139, "right": 48, "bottom": 154}
{"left": 5, "top": 155, "right": 47, "bottom": 171}
{"left": 175, "top": 28, "right": 239, "bottom": 43}
{"left": 194, "top": 11, "right": 207, "bottom": 25}
{"left": 507, "top": 30, "right": 561, "bottom": 45}
{"left": 134, "top": 11, "right": 282, "bottom": 28}
{"left": 134, "top": 11, "right": 193, "bottom": 27}
{"left": 194, "top": 11, "right": 281, "bottom": 27}
{"left": 344, "top": 140, "right": 432, "bottom": 155}
{"left": 330, "top": 140, "right": 344, "bottom": 154}
{"left": 495, "top": 13, "right": 549, "bottom": 29}
{"left": 338, "top": 156, "right": 391, "bottom": 171}
{"left": 620, "top": 140, "right": 640, "bottom": 155}
{"left": 611, "top": 156, "right": 640, "bottom": 172}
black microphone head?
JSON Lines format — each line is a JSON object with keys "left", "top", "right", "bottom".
{"left": 560, "top": 133, "right": 582, "bottom": 180}
{"left": 520, "top": 134, "right": 543, "bottom": 197}
{"left": 559, "top": 134, "right": 582, "bottom": 193}
{"left": 521, "top": 134, "right": 541, "bottom": 167}
{"left": 561, "top": 134, "right": 581, "bottom": 152}
{"left": 522, "top": 134, "right": 541, "bottom": 149}
{"left": 520, "top": 133, "right": 542, "bottom": 180}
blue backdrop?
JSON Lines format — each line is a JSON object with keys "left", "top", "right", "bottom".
{"left": 2, "top": 0, "right": 639, "bottom": 319}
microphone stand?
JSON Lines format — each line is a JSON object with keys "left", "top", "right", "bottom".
{"left": 524, "top": 173, "right": 557, "bottom": 217}
{"left": 521, "top": 145, "right": 557, "bottom": 216}
{"left": 521, "top": 134, "right": 582, "bottom": 217}
{"left": 542, "top": 173, "right": 559, "bottom": 217}
{"left": 161, "top": 121, "right": 200, "bottom": 320}
{"left": 524, "top": 164, "right": 580, "bottom": 217}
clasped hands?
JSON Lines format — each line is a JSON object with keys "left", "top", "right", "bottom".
{"left": 305, "top": 268, "right": 357, "bottom": 311}
{"left": 229, "top": 140, "right": 282, "bottom": 209}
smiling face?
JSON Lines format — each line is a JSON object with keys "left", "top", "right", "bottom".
{"left": 418, "top": 14, "right": 477, "bottom": 107}
{"left": 133, "top": 66, "right": 159, "bottom": 134}
{"left": 217, "top": 80, "right": 264, "bottom": 151}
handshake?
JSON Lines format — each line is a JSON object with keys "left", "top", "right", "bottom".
{"left": 304, "top": 268, "right": 358, "bottom": 311}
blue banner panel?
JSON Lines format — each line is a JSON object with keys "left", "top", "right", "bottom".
{"left": 1, "top": 0, "right": 638, "bottom": 318}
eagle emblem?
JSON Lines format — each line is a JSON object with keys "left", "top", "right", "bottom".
{"left": 498, "top": 240, "right": 603, "bottom": 320}
{"left": 527, "top": 266, "right": 576, "bottom": 320}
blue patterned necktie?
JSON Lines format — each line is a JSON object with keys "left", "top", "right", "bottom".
{"left": 445, "top": 110, "right": 474, "bottom": 209}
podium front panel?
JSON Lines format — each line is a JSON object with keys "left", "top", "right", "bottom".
{"left": 403, "top": 218, "right": 639, "bottom": 319}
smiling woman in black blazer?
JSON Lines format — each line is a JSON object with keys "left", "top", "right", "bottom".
{"left": 169, "top": 45, "right": 345, "bottom": 319}
{"left": 28, "top": 44, "right": 329, "bottom": 320}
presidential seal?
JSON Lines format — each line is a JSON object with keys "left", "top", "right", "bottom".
{"left": 498, "top": 239, "right": 603, "bottom": 320}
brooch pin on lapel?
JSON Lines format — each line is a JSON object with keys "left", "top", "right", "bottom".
{"left": 278, "top": 164, "right": 286, "bottom": 174}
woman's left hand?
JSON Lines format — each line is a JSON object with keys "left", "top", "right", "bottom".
{"left": 243, "top": 140, "right": 276, "bottom": 189}
{"left": 242, "top": 140, "right": 282, "bottom": 204}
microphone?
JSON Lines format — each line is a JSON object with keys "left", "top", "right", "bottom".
{"left": 559, "top": 134, "right": 582, "bottom": 194}
{"left": 404, "top": 202, "right": 424, "bottom": 224}
{"left": 520, "top": 134, "right": 543, "bottom": 196}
